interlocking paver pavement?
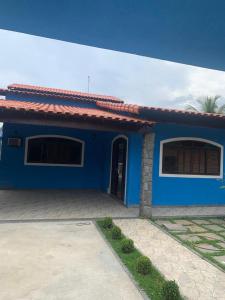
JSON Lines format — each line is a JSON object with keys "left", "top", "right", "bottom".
{"left": 0, "top": 190, "right": 138, "bottom": 220}
{"left": 115, "top": 219, "right": 225, "bottom": 300}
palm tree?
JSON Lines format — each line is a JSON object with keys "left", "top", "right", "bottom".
{"left": 186, "top": 96, "right": 225, "bottom": 114}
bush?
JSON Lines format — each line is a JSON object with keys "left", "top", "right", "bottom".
{"left": 102, "top": 217, "right": 113, "bottom": 229}
{"left": 111, "top": 226, "right": 122, "bottom": 240}
{"left": 162, "top": 280, "right": 180, "bottom": 300}
{"left": 121, "top": 238, "right": 134, "bottom": 253}
{"left": 136, "top": 256, "right": 152, "bottom": 275}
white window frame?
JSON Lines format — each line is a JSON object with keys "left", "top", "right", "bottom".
{"left": 159, "top": 137, "right": 223, "bottom": 179}
{"left": 24, "top": 135, "right": 85, "bottom": 167}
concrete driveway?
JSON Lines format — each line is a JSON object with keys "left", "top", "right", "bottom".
{"left": 0, "top": 221, "right": 143, "bottom": 300}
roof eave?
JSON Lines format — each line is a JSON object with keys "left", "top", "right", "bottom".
{"left": 0, "top": 108, "right": 153, "bottom": 132}
{"left": 140, "top": 107, "right": 225, "bottom": 129}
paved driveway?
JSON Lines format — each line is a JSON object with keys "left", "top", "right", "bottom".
{"left": 0, "top": 190, "right": 138, "bottom": 220}
{"left": 0, "top": 221, "right": 143, "bottom": 300}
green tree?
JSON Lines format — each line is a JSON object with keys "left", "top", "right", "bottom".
{"left": 186, "top": 96, "right": 225, "bottom": 114}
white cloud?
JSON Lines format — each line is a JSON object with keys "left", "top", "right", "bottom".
{"left": 0, "top": 29, "right": 225, "bottom": 109}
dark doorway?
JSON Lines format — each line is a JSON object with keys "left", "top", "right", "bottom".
{"left": 110, "top": 137, "right": 127, "bottom": 202}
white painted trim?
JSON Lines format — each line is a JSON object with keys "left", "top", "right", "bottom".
{"left": 108, "top": 135, "right": 128, "bottom": 205}
{"left": 159, "top": 137, "right": 224, "bottom": 179}
{"left": 24, "top": 135, "right": 85, "bottom": 167}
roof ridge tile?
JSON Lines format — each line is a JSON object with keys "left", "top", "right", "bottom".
{"left": 7, "top": 83, "right": 124, "bottom": 104}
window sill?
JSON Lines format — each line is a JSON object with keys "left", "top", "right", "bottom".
{"left": 24, "top": 162, "right": 83, "bottom": 167}
{"left": 159, "top": 173, "right": 223, "bottom": 179}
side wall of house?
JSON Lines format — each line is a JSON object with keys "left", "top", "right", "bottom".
{"left": 152, "top": 123, "right": 225, "bottom": 206}
{"left": 0, "top": 123, "right": 142, "bottom": 206}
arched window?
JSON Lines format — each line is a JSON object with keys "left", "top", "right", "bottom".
{"left": 160, "top": 138, "right": 223, "bottom": 178}
{"left": 25, "top": 135, "right": 84, "bottom": 167}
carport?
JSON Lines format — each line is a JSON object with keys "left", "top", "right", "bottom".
{"left": 0, "top": 84, "right": 154, "bottom": 218}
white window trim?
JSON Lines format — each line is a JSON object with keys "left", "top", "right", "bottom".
{"left": 24, "top": 135, "right": 85, "bottom": 167}
{"left": 108, "top": 135, "right": 128, "bottom": 205}
{"left": 159, "top": 137, "right": 224, "bottom": 179}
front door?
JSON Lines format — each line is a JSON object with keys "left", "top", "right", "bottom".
{"left": 110, "top": 137, "right": 127, "bottom": 202}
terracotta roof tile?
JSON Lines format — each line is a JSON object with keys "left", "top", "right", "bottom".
{"left": 3, "top": 84, "right": 224, "bottom": 124}
{"left": 141, "top": 105, "right": 225, "bottom": 119}
{"left": 96, "top": 101, "right": 140, "bottom": 114}
{"left": 8, "top": 84, "right": 124, "bottom": 104}
{"left": 0, "top": 99, "right": 153, "bottom": 126}
{"left": 97, "top": 99, "right": 225, "bottom": 120}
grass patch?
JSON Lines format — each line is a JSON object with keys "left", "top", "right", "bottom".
{"left": 97, "top": 219, "right": 183, "bottom": 300}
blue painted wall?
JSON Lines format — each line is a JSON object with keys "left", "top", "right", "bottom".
{"left": 0, "top": 123, "right": 142, "bottom": 207}
{"left": 126, "top": 133, "right": 143, "bottom": 206}
{"left": 0, "top": 123, "right": 111, "bottom": 190}
{"left": 3, "top": 120, "right": 225, "bottom": 207}
{"left": 152, "top": 123, "right": 225, "bottom": 206}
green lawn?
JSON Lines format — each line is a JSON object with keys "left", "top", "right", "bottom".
{"left": 97, "top": 220, "right": 183, "bottom": 300}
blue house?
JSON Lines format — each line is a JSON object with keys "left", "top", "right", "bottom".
{"left": 0, "top": 83, "right": 225, "bottom": 216}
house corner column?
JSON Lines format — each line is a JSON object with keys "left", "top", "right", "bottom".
{"left": 140, "top": 132, "right": 155, "bottom": 218}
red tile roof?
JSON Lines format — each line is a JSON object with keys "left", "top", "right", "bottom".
{"left": 0, "top": 99, "right": 153, "bottom": 126}
{"left": 2, "top": 83, "right": 225, "bottom": 128}
{"left": 96, "top": 101, "right": 140, "bottom": 114}
{"left": 7, "top": 84, "right": 124, "bottom": 104}
{"left": 140, "top": 105, "right": 225, "bottom": 119}
{"left": 96, "top": 98, "right": 225, "bottom": 120}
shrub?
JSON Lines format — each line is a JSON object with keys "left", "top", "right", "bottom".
{"left": 162, "top": 280, "right": 180, "bottom": 300}
{"left": 121, "top": 238, "right": 134, "bottom": 253}
{"left": 102, "top": 217, "right": 113, "bottom": 229}
{"left": 136, "top": 256, "right": 152, "bottom": 275}
{"left": 111, "top": 226, "right": 122, "bottom": 240}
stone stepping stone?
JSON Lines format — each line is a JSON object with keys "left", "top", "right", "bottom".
{"left": 193, "top": 219, "right": 212, "bottom": 225}
{"left": 217, "top": 241, "right": 225, "bottom": 249}
{"left": 155, "top": 220, "right": 172, "bottom": 226}
{"left": 196, "top": 243, "right": 220, "bottom": 253}
{"left": 186, "top": 225, "right": 207, "bottom": 233}
{"left": 163, "top": 223, "right": 187, "bottom": 232}
{"left": 203, "top": 224, "right": 224, "bottom": 232}
{"left": 173, "top": 219, "right": 194, "bottom": 226}
{"left": 197, "top": 232, "right": 224, "bottom": 241}
{"left": 179, "top": 234, "right": 201, "bottom": 242}
{"left": 213, "top": 255, "right": 225, "bottom": 265}
{"left": 209, "top": 218, "right": 225, "bottom": 225}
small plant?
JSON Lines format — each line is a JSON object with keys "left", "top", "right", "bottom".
{"left": 136, "top": 256, "right": 152, "bottom": 275}
{"left": 111, "top": 226, "right": 122, "bottom": 240}
{"left": 162, "top": 280, "right": 180, "bottom": 300}
{"left": 102, "top": 217, "right": 113, "bottom": 229}
{"left": 121, "top": 238, "right": 134, "bottom": 253}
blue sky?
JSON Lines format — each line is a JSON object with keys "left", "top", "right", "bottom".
{"left": 1, "top": 29, "right": 225, "bottom": 109}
